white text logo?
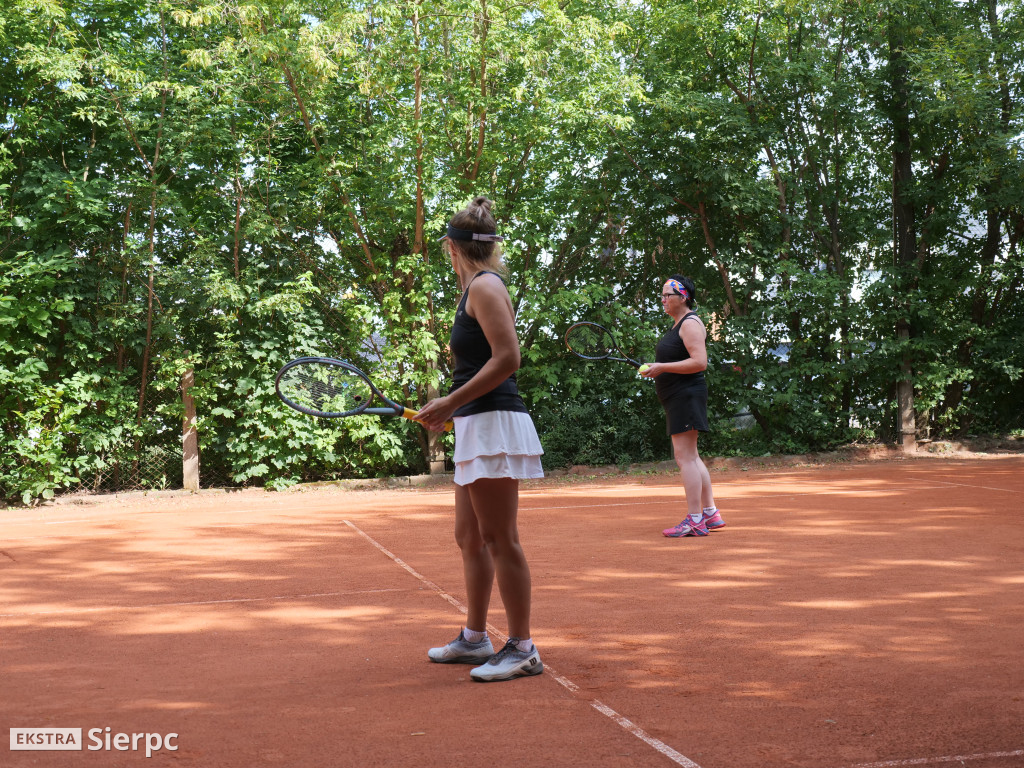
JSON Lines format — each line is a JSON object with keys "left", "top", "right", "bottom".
{"left": 10, "top": 728, "right": 178, "bottom": 757}
{"left": 10, "top": 729, "right": 82, "bottom": 751}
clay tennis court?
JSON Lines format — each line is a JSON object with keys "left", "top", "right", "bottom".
{"left": 3, "top": 454, "right": 1023, "bottom": 768}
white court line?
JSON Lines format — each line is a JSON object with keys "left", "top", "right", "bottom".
{"left": 530, "top": 480, "right": 947, "bottom": 494}
{"left": 842, "top": 748, "right": 1024, "bottom": 767}
{"left": 0, "top": 589, "right": 401, "bottom": 618}
{"left": 0, "top": 486, "right": 958, "bottom": 542}
{"left": 590, "top": 700, "right": 702, "bottom": 768}
{"left": 523, "top": 485, "right": 954, "bottom": 512}
{"left": 927, "top": 479, "right": 1023, "bottom": 494}
{"left": 0, "top": 506, "right": 266, "bottom": 527}
{"left": 0, "top": 519, "right": 337, "bottom": 543}
{"left": 0, "top": 479, "right": 970, "bottom": 529}
{"left": 342, "top": 519, "right": 703, "bottom": 768}
{"left": 342, "top": 520, "right": 469, "bottom": 618}
{"left": 524, "top": 500, "right": 690, "bottom": 512}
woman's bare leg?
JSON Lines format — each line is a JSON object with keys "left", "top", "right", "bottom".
{"left": 465, "top": 477, "right": 531, "bottom": 640}
{"left": 672, "top": 430, "right": 713, "bottom": 518}
{"left": 454, "top": 482, "right": 494, "bottom": 632}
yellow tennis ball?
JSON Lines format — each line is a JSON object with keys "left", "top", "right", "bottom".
{"left": 638, "top": 364, "right": 650, "bottom": 373}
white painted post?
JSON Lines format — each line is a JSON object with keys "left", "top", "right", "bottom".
{"left": 182, "top": 367, "right": 199, "bottom": 491}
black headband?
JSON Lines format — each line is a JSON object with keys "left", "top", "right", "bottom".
{"left": 441, "top": 225, "right": 504, "bottom": 242}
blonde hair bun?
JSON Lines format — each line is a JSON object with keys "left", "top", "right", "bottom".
{"left": 448, "top": 196, "right": 504, "bottom": 275}
{"left": 471, "top": 196, "right": 493, "bottom": 218}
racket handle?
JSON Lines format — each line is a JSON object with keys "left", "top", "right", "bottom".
{"left": 402, "top": 407, "right": 455, "bottom": 433}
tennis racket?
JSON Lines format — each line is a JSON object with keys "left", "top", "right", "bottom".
{"left": 565, "top": 321, "right": 648, "bottom": 371}
{"left": 275, "top": 357, "right": 454, "bottom": 432}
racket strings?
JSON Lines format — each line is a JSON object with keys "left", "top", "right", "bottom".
{"left": 278, "top": 364, "right": 374, "bottom": 416}
{"left": 566, "top": 324, "right": 615, "bottom": 359}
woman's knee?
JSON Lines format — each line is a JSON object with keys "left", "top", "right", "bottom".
{"left": 673, "top": 445, "right": 699, "bottom": 465}
{"left": 454, "top": 521, "right": 485, "bottom": 553}
{"left": 672, "top": 431, "right": 699, "bottom": 461}
{"left": 478, "top": 527, "right": 521, "bottom": 558}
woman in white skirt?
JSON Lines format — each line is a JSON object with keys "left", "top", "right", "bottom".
{"left": 415, "top": 196, "right": 545, "bottom": 682}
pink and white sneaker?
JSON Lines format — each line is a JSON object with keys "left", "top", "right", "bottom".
{"left": 702, "top": 509, "right": 726, "bottom": 531}
{"left": 662, "top": 517, "right": 709, "bottom": 537}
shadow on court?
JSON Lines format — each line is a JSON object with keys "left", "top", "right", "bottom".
{"left": 2, "top": 457, "right": 1022, "bottom": 768}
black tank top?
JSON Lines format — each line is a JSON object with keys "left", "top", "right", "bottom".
{"left": 654, "top": 312, "right": 705, "bottom": 400}
{"left": 449, "top": 271, "right": 528, "bottom": 417}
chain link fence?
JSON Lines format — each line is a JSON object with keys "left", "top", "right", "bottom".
{"left": 83, "top": 445, "right": 184, "bottom": 493}
{"left": 73, "top": 370, "right": 205, "bottom": 495}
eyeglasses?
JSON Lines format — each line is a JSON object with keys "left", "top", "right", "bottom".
{"left": 661, "top": 293, "right": 681, "bottom": 298}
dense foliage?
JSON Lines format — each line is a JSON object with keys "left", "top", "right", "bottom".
{"left": 2, "top": 0, "right": 1022, "bottom": 504}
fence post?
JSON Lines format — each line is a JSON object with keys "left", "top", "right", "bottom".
{"left": 428, "top": 432, "right": 446, "bottom": 475}
{"left": 425, "top": 359, "right": 446, "bottom": 475}
{"left": 182, "top": 367, "right": 200, "bottom": 491}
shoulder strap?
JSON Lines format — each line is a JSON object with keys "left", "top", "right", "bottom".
{"left": 460, "top": 271, "right": 505, "bottom": 316}
{"left": 467, "top": 270, "right": 504, "bottom": 288}
{"left": 672, "top": 312, "right": 699, "bottom": 333}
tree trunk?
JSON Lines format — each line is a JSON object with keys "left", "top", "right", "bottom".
{"left": 136, "top": 185, "right": 159, "bottom": 432}
{"left": 889, "top": 20, "right": 917, "bottom": 452}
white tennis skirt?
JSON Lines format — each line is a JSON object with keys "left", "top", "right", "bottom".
{"left": 452, "top": 410, "right": 545, "bottom": 486}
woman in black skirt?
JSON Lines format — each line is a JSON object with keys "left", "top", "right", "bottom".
{"left": 639, "top": 275, "right": 725, "bottom": 537}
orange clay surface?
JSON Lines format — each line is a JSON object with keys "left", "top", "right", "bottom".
{"left": 2, "top": 455, "right": 1023, "bottom": 768}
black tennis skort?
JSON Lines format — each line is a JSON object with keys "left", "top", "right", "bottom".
{"left": 659, "top": 380, "right": 710, "bottom": 436}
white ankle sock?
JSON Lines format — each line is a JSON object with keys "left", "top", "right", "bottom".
{"left": 703, "top": 507, "right": 717, "bottom": 515}
{"left": 515, "top": 638, "right": 534, "bottom": 653}
{"left": 688, "top": 513, "right": 703, "bottom": 524}
{"left": 463, "top": 627, "right": 486, "bottom": 644}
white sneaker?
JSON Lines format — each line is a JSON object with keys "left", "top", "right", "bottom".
{"left": 470, "top": 638, "right": 543, "bottom": 682}
{"left": 427, "top": 630, "right": 494, "bottom": 664}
